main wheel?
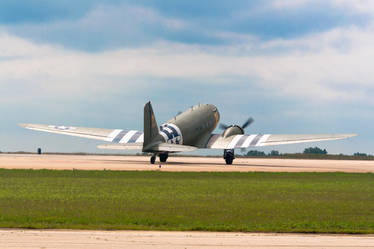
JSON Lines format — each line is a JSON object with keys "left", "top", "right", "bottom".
{"left": 150, "top": 155, "right": 156, "bottom": 164}
{"left": 225, "top": 156, "right": 233, "bottom": 165}
{"left": 159, "top": 153, "right": 169, "bottom": 163}
{"left": 223, "top": 149, "right": 235, "bottom": 165}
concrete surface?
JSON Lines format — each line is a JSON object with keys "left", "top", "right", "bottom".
{"left": 1, "top": 229, "right": 374, "bottom": 249}
{"left": 0, "top": 154, "right": 374, "bottom": 172}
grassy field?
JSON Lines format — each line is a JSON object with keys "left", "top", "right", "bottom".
{"left": 0, "top": 169, "right": 373, "bottom": 233}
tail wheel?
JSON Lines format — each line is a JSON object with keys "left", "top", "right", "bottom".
{"left": 150, "top": 155, "right": 156, "bottom": 164}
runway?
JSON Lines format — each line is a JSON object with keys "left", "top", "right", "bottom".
{"left": 0, "top": 229, "right": 373, "bottom": 249}
{"left": 0, "top": 154, "right": 374, "bottom": 172}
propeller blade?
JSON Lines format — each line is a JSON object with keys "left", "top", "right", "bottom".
{"left": 242, "top": 117, "right": 254, "bottom": 129}
{"left": 219, "top": 123, "right": 230, "bottom": 130}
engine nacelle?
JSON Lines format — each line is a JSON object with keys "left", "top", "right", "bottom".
{"left": 222, "top": 125, "right": 244, "bottom": 138}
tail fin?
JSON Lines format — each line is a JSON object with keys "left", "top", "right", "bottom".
{"left": 143, "top": 101, "right": 162, "bottom": 152}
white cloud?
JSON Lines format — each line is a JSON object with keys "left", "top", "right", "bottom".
{"left": 2, "top": 4, "right": 188, "bottom": 51}
{"left": 333, "top": 0, "right": 374, "bottom": 14}
{"left": 270, "top": 0, "right": 374, "bottom": 16}
{"left": 270, "top": 0, "right": 313, "bottom": 9}
{"left": 1, "top": 20, "right": 374, "bottom": 106}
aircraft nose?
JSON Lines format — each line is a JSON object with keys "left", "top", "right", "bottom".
{"left": 209, "top": 104, "right": 220, "bottom": 124}
{"left": 207, "top": 104, "right": 217, "bottom": 111}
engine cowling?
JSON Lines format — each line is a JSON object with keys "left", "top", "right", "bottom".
{"left": 222, "top": 125, "right": 244, "bottom": 138}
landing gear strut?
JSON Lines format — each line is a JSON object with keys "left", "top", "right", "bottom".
{"left": 159, "top": 153, "right": 169, "bottom": 163}
{"left": 150, "top": 153, "right": 169, "bottom": 164}
{"left": 150, "top": 155, "right": 156, "bottom": 164}
{"left": 224, "top": 149, "right": 235, "bottom": 165}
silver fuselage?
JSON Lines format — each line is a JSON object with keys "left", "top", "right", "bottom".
{"left": 159, "top": 104, "right": 220, "bottom": 148}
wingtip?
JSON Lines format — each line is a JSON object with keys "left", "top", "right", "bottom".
{"left": 19, "top": 123, "right": 28, "bottom": 128}
{"left": 342, "top": 133, "right": 358, "bottom": 139}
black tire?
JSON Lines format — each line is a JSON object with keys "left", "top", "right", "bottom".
{"left": 159, "top": 154, "right": 168, "bottom": 163}
{"left": 150, "top": 156, "right": 156, "bottom": 164}
{"left": 225, "top": 156, "right": 233, "bottom": 165}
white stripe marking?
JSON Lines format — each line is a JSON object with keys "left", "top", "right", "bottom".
{"left": 242, "top": 135, "right": 257, "bottom": 148}
{"left": 136, "top": 134, "right": 144, "bottom": 143}
{"left": 163, "top": 127, "right": 174, "bottom": 134}
{"left": 120, "top": 130, "right": 137, "bottom": 143}
{"left": 106, "top": 129, "right": 122, "bottom": 142}
{"left": 256, "top": 134, "right": 271, "bottom": 146}
{"left": 159, "top": 131, "right": 168, "bottom": 142}
{"left": 227, "top": 135, "right": 244, "bottom": 149}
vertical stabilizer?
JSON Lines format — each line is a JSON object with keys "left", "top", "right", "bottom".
{"left": 143, "top": 101, "right": 162, "bottom": 152}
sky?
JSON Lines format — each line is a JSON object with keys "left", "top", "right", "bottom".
{"left": 0, "top": 0, "right": 373, "bottom": 155}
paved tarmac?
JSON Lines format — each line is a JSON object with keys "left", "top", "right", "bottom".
{"left": 1, "top": 154, "right": 374, "bottom": 172}
{"left": 1, "top": 229, "right": 374, "bottom": 249}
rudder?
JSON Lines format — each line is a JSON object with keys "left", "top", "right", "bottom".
{"left": 143, "top": 101, "right": 162, "bottom": 152}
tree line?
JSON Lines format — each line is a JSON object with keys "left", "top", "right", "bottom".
{"left": 245, "top": 147, "right": 372, "bottom": 158}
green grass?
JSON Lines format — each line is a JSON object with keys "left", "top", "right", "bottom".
{"left": 0, "top": 169, "right": 374, "bottom": 233}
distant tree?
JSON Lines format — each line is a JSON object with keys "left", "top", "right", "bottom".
{"left": 246, "top": 150, "right": 266, "bottom": 156}
{"left": 303, "top": 147, "right": 327, "bottom": 155}
{"left": 269, "top": 150, "right": 280, "bottom": 156}
{"left": 354, "top": 152, "right": 368, "bottom": 157}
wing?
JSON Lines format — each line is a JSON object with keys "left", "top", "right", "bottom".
{"left": 204, "top": 133, "right": 357, "bottom": 149}
{"left": 20, "top": 123, "right": 144, "bottom": 144}
{"left": 20, "top": 123, "right": 197, "bottom": 152}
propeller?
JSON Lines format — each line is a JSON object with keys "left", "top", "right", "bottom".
{"left": 242, "top": 117, "right": 254, "bottom": 129}
{"left": 219, "top": 123, "right": 230, "bottom": 130}
{"left": 219, "top": 117, "right": 254, "bottom": 131}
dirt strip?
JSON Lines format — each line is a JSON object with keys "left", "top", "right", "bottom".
{"left": 0, "top": 154, "right": 374, "bottom": 172}
{"left": 1, "top": 229, "right": 374, "bottom": 249}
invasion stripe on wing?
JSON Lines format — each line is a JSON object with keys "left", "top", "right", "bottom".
{"left": 135, "top": 134, "right": 144, "bottom": 143}
{"left": 112, "top": 130, "right": 128, "bottom": 143}
{"left": 228, "top": 135, "right": 244, "bottom": 149}
{"left": 120, "top": 130, "right": 138, "bottom": 143}
{"left": 107, "top": 129, "right": 122, "bottom": 142}
{"left": 127, "top": 131, "right": 143, "bottom": 143}
{"left": 234, "top": 135, "right": 249, "bottom": 148}
{"left": 255, "top": 134, "right": 271, "bottom": 146}
{"left": 241, "top": 135, "right": 257, "bottom": 148}
{"left": 250, "top": 134, "right": 263, "bottom": 146}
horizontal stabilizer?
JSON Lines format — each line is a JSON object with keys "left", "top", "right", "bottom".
{"left": 98, "top": 143, "right": 143, "bottom": 150}
{"left": 154, "top": 143, "right": 197, "bottom": 152}
{"left": 98, "top": 142, "right": 196, "bottom": 152}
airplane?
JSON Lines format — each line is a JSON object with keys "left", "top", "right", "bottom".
{"left": 20, "top": 101, "right": 357, "bottom": 165}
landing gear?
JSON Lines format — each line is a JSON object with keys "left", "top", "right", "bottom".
{"left": 159, "top": 153, "right": 169, "bottom": 163}
{"left": 150, "top": 153, "right": 168, "bottom": 164}
{"left": 223, "top": 149, "right": 235, "bottom": 165}
{"left": 150, "top": 155, "right": 156, "bottom": 164}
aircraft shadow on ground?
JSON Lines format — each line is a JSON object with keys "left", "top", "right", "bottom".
{"left": 98, "top": 159, "right": 318, "bottom": 168}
